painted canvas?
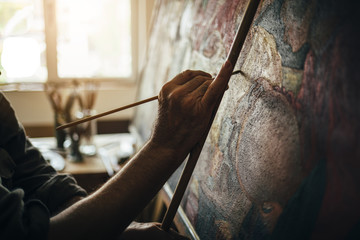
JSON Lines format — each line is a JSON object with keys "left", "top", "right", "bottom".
{"left": 132, "top": 0, "right": 360, "bottom": 239}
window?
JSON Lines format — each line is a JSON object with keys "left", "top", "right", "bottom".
{"left": 0, "top": 0, "right": 46, "bottom": 83}
{"left": 0, "top": 0, "right": 136, "bottom": 84}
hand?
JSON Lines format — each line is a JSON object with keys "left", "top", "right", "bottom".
{"left": 119, "top": 222, "right": 189, "bottom": 240}
{"left": 150, "top": 61, "right": 233, "bottom": 160}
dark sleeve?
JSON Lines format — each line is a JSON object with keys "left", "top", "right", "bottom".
{"left": 0, "top": 93, "right": 87, "bottom": 239}
{"left": 11, "top": 138, "right": 88, "bottom": 214}
{"left": 0, "top": 185, "right": 49, "bottom": 240}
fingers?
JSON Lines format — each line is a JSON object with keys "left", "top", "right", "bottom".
{"left": 181, "top": 75, "right": 212, "bottom": 93}
{"left": 202, "top": 60, "right": 233, "bottom": 107}
{"left": 211, "top": 60, "right": 233, "bottom": 92}
{"left": 159, "top": 70, "right": 212, "bottom": 101}
{"left": 193, "top": 79, "right": 212, "bottom": 97}
{"left": 171, "top": 70, "right": 212, "bottom": 85}
{"left": 160, "top": 62, "right": 232, "bottom": 110}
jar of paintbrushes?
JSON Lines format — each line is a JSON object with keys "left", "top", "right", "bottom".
{"left": 45, "top": 81, "right": 99, "bottom": 162}
{"left": 78, "top": 81, "right": 99, "bottom": 156}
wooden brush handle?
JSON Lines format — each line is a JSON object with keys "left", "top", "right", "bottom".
{"left": 56, "top": 96, "right": 158, "bottom": 130}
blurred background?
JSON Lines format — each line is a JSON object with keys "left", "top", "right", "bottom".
{"left": 0, "top": 0, "right": 155, "bottom": 136}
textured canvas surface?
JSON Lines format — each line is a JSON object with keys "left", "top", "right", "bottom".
{"left": 132, "top": 0, "right": 360, "bottom": 239}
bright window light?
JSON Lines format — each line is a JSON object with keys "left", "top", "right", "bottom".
{"left": 0, "top": 0, "right": 133, "bottom": 83}
{"left": 56, "top": 0, "right": 132, "bottom": 78}
{"left": 2, "top": 37, "right": 41, "bottom": 78}
{"left": 0, "top": 0, "right": 46, "bottom": 83}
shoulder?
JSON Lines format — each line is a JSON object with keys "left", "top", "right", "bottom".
{"left": 0, "top": 92, "right": 23, "bottom": 146}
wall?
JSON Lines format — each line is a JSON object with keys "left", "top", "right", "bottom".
{"left": 4, "top": 87, "right": 136, "bottom": 126}
{"left": 133, "top": 0, "right": 360, "bottom": 239}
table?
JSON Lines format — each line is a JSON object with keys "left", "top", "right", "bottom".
{"left": 30, "top": 133, "right": 136, "bottom": 192}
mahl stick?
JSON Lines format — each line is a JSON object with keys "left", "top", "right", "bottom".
{"left": 161, "top": 0, "right": 261, "bottom": 231}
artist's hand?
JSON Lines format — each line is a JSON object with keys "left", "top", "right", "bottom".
{"left": 119, "top": 222, "right": 189, "bottom": 240}
{"left": 151, "top": 60, "right": 233, "bottom": 160}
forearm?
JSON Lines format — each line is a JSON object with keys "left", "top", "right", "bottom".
{"left": 48, "top": 140, "right": 185, "bottom": 240}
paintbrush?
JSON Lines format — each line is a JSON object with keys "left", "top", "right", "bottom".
{"left": 56, "top": 70, "right": 244, "bottom": 131}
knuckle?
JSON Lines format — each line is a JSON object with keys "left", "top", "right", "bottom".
{"left": 167, "top": 89, "right": 182, "bottom": 102}
{"left": 160, "top": 82, "right": 172, "bottom": 95}
{"left": 182, "top": 70, "right": 193, "bottom": 76}
{"left": 180, "top": 70, "right": 195, "bottom": 80}
{"left": 159, "top": 82, "right": 173, "bottom": 104}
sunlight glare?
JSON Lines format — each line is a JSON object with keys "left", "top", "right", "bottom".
{"left": 2, "top": 37, "right": 41, "bottom": 78}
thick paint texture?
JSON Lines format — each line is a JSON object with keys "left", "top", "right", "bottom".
{"left": 132, "top": 0, "right": 360, "bottom": 239}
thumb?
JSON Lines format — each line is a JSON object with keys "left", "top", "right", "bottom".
{"left": 203, "top": 60, "right": 233, "bottom": 107}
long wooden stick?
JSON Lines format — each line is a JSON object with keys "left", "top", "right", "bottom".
{"left": 161, "top": 0, "right": 261, "bottom": 231}
{"left": 56, "top": 96, "right": 158, "bottom": 130}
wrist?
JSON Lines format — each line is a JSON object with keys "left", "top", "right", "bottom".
{"left": 146, "top": 138, "right": 188, "bottom": 166}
